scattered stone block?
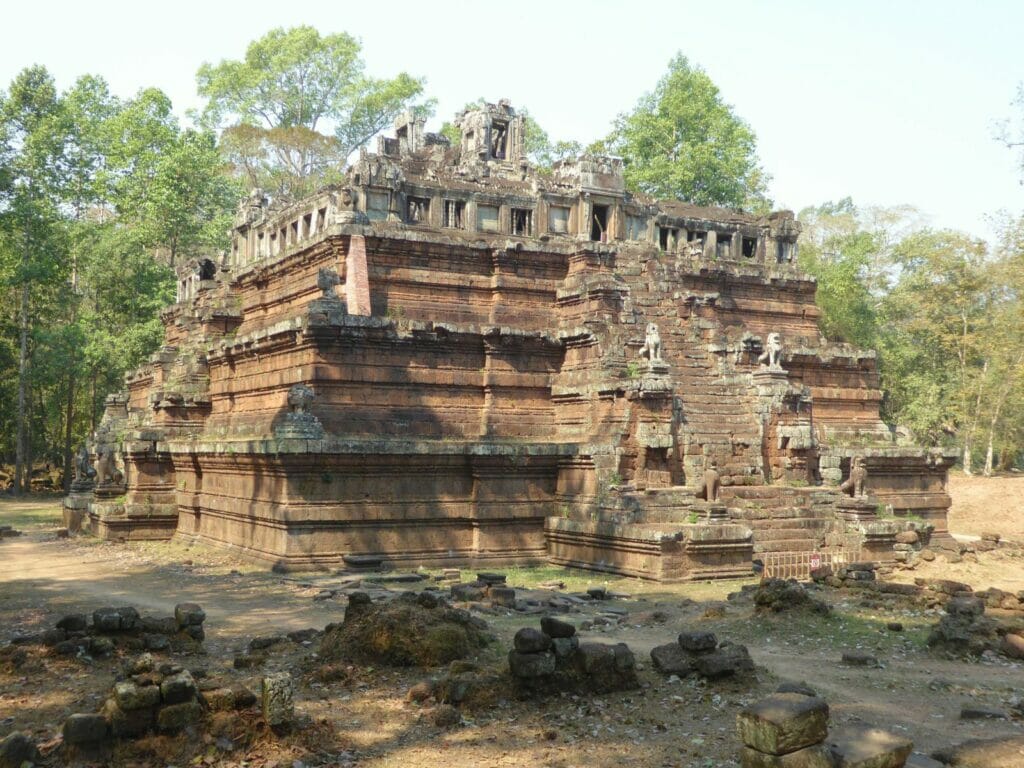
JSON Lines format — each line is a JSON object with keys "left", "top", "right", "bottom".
{"left": 508, "top": 649, "right": 556, "bottom": 678}
{"left": 540, "top": 616, "right": 575, "bottom": 638}
{"left": 160, "top": 670, "right": 197, "bottom": 704}
{"left": 678, "top": 630, "right": 717, "bottom": 652}
{"left": 737, "top": 694, "right": 830, "bottom": 756}
{"left": 0, "top": 732, "right": 41, "bottom": 768}
{"left": 776, "top": 682, "right": 818, "bottom": 698}
{"left": 114, "top": 681, "right": 161, "bottom": 711}
{"left": 174, "top": 602, "right": 205, "bottom": 628}
{"left": 102, "top": 698, "right": 154, "bottom": 738}
{"left": 450, "top": 583, "right": 485, "bottom": 602}
{"left": 513, "top": 627, "right": 551, "bottom": 653}
{"left": 477, "top": 572, "right": 506, "bottom": 585}
{"left": 202, "top": 687, "right": 236, "bottom": 712}
{"left": 56, "top": 613, "right": 88, "bottom": 632}
{"left": 92, "top": 607, "right": 122, "bottom": 632}
{"left": 694, "top": 643, "right": 754, "bottom": 679}
{"left": 829, "top": 726, "right": 913, "bottom": 768}
{"left": 931, "top": 736, "right": 1024, "bottom": 768}
{"left": 740, "top": 743, "right": 836, "bottom": 768}
{"left": 960, "top": 707, "right": 1008, "bottom": 720}
{"left": 841, "top": 651, "right": 879, "bottom": 667}
{"left": 1000, "top": 633, "right": 1024, "bottom": 659}
{"left": 489, "top": 587, "right": 517, "bottom": 607}
{"left": 157, "top": 700, "right": 202, "bottom": 733}
{"left": 650, "top": 642, "right": 695, "bottom": 676}
{"left": 62, "top": 713, "right": 109, "bottom": 744}
{"left": 261, "top": 673, "right": 294, "bottom": 728}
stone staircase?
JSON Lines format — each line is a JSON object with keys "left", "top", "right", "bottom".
{"left": 724, "top": 487, "right": 836, "bottom": 555}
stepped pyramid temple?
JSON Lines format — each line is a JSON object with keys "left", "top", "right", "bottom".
{"left": 64, "top": 101, "right": 957, "bottom": 579}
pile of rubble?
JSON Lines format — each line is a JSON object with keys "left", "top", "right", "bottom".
{"left": 737, "top": 691, "right": 913, "bottom": 768}
{"left": 507, "top": 616, "right": 638, "bottom": 696}
{"left": 751, "top": 578, "right": 831, "bottom": 615}
{"left": 10, "top": 602, "right": 206, "bottom": 658}
{"left": 926, "top": 594, "right": 1024, "bottom": 658}
{"left": 58, "top": 653, "right": 296, "bottom": 754}
{"left": 650, "top": 630, "right": 755, "bottom": 680}
{"left": 319, "top": 591, "right": 492, "bottom": 667}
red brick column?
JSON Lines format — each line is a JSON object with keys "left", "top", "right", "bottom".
{"left": 345, "top": 235, "right": 371, "bottom": 316}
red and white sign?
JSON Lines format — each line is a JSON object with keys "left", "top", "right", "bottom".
{"left": 809, "top": 554, "right": 822, "bottom": 570}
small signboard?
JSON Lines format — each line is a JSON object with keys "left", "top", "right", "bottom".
{"left": 809, "top": 553, "right": 822, "bottom": 570}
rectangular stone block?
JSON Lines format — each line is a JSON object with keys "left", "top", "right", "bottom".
{"left": 737, "top": 694, "right": 830, "bottom": 756}
{"left": 828, "top": 726, "right": 912, "bottom": 768}
{"left": 741, "top": 744, "right": 837, "bottom": 768}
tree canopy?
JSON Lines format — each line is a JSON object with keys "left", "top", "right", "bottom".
{"left": 601, "top": 53, "right": 770, "bottom": 210}
{"left": 196, "top": 26, "right": 430, "bottom": 199}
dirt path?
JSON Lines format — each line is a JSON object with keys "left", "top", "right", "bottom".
{"left": 1, "top": 532, "right": 339, "bottom": 648}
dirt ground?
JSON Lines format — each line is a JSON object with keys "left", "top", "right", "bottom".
{"left": 1, "top": 482, "right": 1024, "bottom": 767}
{"left": 948, "top": 471, "right": 1024, "bottom": 542}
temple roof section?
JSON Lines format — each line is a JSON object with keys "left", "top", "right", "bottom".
{"left": 226, "top": 101, "right": 801, "bottom": 272}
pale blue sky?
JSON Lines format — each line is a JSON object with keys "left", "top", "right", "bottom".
{"left": 5, "top": 0, "right": 1023, "bottom": 240}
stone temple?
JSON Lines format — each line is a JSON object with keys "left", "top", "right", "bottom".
{"left": 65, "top": 101, "right": 957, "bottom": 579}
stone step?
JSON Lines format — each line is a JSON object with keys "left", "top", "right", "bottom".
{"left": 752, "top": 538, "right": 821, "bottom": 553}
{"left": 750, "top": 527, "right": 827, "bottom": 541}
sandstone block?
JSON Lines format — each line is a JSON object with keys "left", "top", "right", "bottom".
{"left": 508, "top": 649, "right": 556, "bottom": 678}
{"left": 102, "top": 698, "right": 153, "bottom": 737}
{"left": 56, "top": 614, "right": 88, "bottom": 632}
{"left": 695, "top": 643, "right": 755, "bottom": 679}
{"left": 92, "top": 607, "right": 121, "bottom": 632}
{"left": 894, "top": 531, "right": 919, "bottom": 545}
{"left": 489, "top": 587, "right": 517, "bottom": 607}
{"left": 62, "top": 713, "right": 108, "bottom": 745}
{"left": 513, "top": 627, "right": 551, "bottom": 653}
{"left": 678, "top": 630, "right": 718, "bottom": 652}
{"left": 737, "top": 694, "right": 830, "bottom": 756}
{"left": 1000, "top": 633, "right": 1024, "bottom": 659}
{"left": 174, "top": 603, "right": 205, "bottom": 628}
{"left": 829, "top": 726, "right": 912, "bottom": 768}
{"left": 261, "top": 673, "right": 294, "bottom": 727}
{"left": 650, "top": 642, "right": 695, "bottom": 676}
{"left": 540, "top": 616, "right": 576, "bottom": 638}
{"left": 202, "top": 687, "right": 235, "bottom": 712}
{"left": 551, "top": 636, "right": 579, "bottom": 659}
{"left": 0, "top": 732, "right": 41, "bottom": 768}
{"left": 157, "top": 700, "right": 202, "bottom": 732}
{"left": 740, "top": 744, "right": 837, "bottom": 768}
{"left": 114, "top": 681, "right": 161, "bottom": 711}
{"left": 160, "top": 671, "right": 197, "bottom": 704}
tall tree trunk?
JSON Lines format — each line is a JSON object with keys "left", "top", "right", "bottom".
{"left": 962, "top": 358, "right": 990, "bottom": 476}
{"left": 14, "top": 281, "right": 29, "bottom": 496}
{"left": 63, "top": 368, "right": 75, "bottom": 492}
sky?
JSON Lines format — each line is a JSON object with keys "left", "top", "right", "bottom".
{"left": 4, "top": 0, "right": 1023, "bottom": 241}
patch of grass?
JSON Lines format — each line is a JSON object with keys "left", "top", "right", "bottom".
{"left": 0, "top": 497, "right": 63, "bottom": 529}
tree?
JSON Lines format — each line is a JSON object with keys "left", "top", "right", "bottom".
{"left": 797, "top": 199, "right": 880, "bottom": 348}
{"left": 196, "top": 26, "right": 429, "bottom": 199}
{"left": 600, "top": 53, "right": 770, "bottom": 210}
{"left": 879, "top": 230, "right": 994, "bottom": 465}
{"left": 0, "top": 65, "right": 71, "bottom": 494}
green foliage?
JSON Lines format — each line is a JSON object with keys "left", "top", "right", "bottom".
{"left": 797, "top": 199, "right": 880, "bottom": 348}
{"left": 196, "top": 26, "right": 429, "bottom": 199}
{"left": 601, "top": 53, "right": 770, "bottom": 210}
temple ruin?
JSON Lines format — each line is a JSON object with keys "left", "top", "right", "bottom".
{"left": 64, "top": 101, "right": 957, "bottom": 579}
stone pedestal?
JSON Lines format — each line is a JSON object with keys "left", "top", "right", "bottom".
{"left": 835, "top": 496, "right": 878, "bottom": 523}
{"left": 693, "top": 502, "right": 729, "bottom": 521}
{"left": 63, "top": 486, "right": 94, "bottom": 534}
